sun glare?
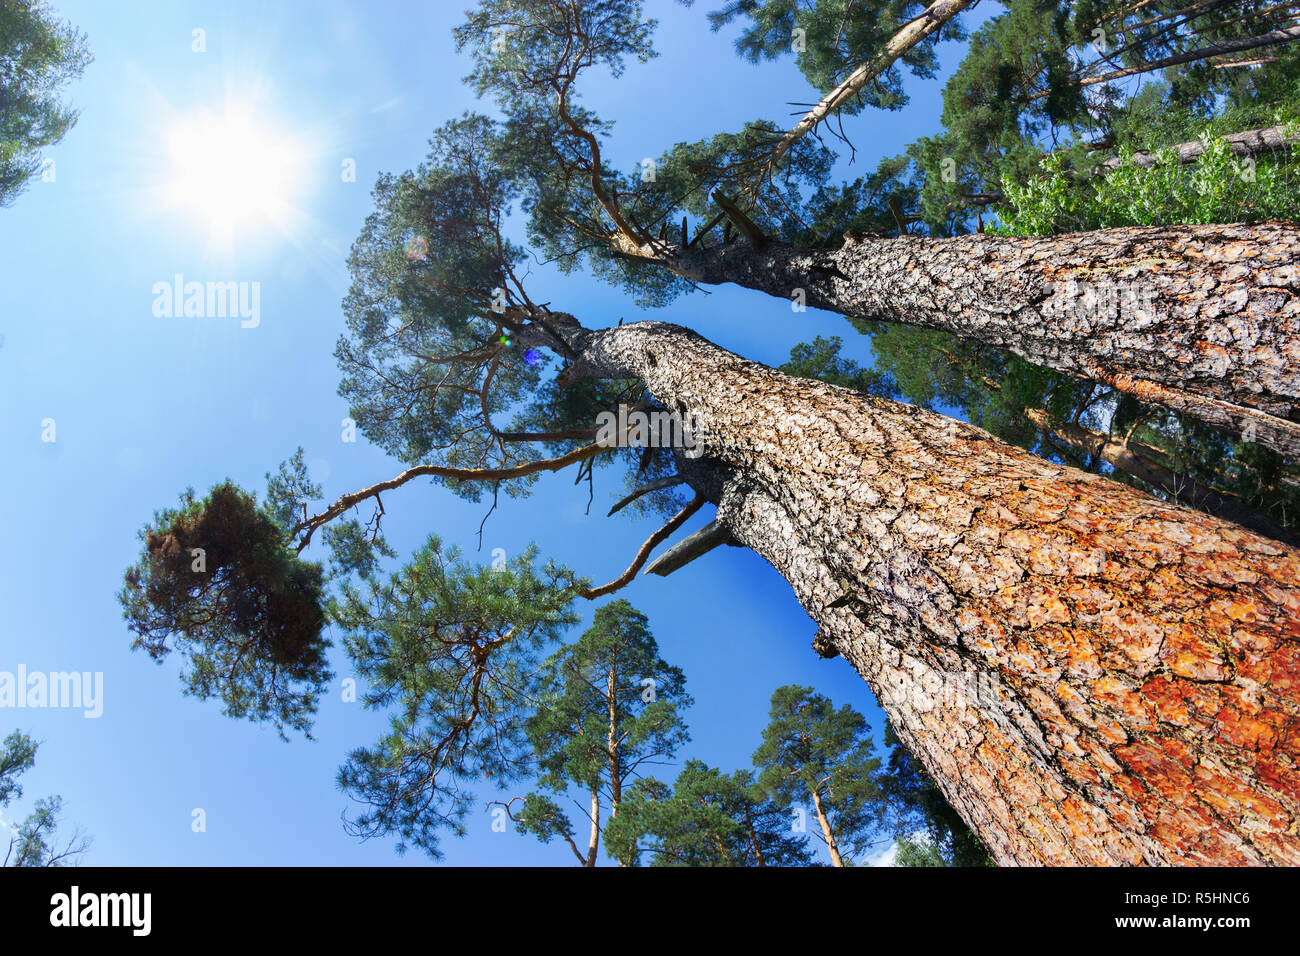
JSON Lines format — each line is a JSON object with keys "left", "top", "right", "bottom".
{"left": 164, "top": 109, "right": 301, "bottom": 236}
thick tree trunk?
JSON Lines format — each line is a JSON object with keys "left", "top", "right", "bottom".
{"left": 1022, "top": 406, "right": 1300, "bottom": 547}
{"left": 557, "top": 316, "right": 1300, "bottom": 866}
{"left": 637, "top": 222, "right": 1300, "bottom": 457}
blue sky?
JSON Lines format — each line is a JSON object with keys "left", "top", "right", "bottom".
{"left": 0, "top": 0, "right": 993, "bottom": 866}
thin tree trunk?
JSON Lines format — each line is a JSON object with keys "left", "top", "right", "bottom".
{"left": 632, "top": 221, "right": 1300, "bottom": 457}
{"left": 1023, "top": 405, "right": 1300, "bottom": 546}
{"left": 607, "top": 665, "right": 621, "bottom": 814}
{"left": 760, "top": 0, "right": 974, "bottom": 182}
{"left": 585, "top": 790, "right": 600, "bottom": 867}
{"left": 810, "top": 789, "right": 845, "bottom": 867}
{"left": 606, "top": 664, "right": 624, "bottom": 866}
{"left": 1094, "top": 123, "right": 1300, "bottom": 173}
{"left": 743, "top": 805, "right": 766, "bottom": 867}
{"left": 547, "top": 315, "right": 1300, "bottom": 866}
{"left": 1035, "top": 25, "right": 1300, "bottom": 99}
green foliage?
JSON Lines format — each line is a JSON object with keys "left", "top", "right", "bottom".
{"left": 0, "top": 730, "right": 36, "bottom": 807}
{"left": 0, "top": 0, "right": 91, "bottom": 206}
{"left": 506, "top": 792, "right": 580, "bottom": 848}
{"left": 454, "top": 2, "right": 836, "bottom": 303}
{"left": 894, "top": 833, "right": 949, "bottom": 866}
{"left": 996, "top": 129, "right": 1300, "bottom": 236}
{"left": 779, "top": 335, "right": 897, "bottom": 396}
{"left": 338, "top": 113, "right": 550, "bottom": 492}
{"left": 605, "top": 759, "right": 814, "bottom": 866}
{"left": 454, "top": 0, "right": 667, "bottom": 303}
{"left": 860, "top": 2, "right": 1300, "bottom": 237}
{"left": 1, "top": 731, "right": 90, "bottom": 866}
{"left": 456, "top": 0, "right": 662, "bottom": 100}
{"left": 118, "top": 481, "right": 331, "bottom": 739}
{"left": 322, "top": 519, "right": 397, "bottom": 581}
{"left": 513, "top": 599, "right": 692, "bottom": 859}
{"left": 753, "top": 684, "right": 883, "bottom": 862}
{"left": 529, "top": 600, "right": 691, "bottom": 792}
{"left": 1105, "top": 74, "right": 1300, "bottom": 159}
{"left": 263, "top": 447, "right": 322, "bottom": 530}
{"left": 333, "top": 538, "right": 580, "bottom": 859}
{"left": 710, "top": 0, "right": 968, "bottom": 113}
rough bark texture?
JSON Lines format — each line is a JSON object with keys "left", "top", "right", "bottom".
{"left": 1023, "top": 406, "right": 1300, "bottom": 547}
{"left": 643, "top": 222, "right": 1300, "bottom": 457}
{"left": 561, "top": 317, "right": 1300, "bottom": 866}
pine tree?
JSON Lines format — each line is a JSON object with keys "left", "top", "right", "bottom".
{"left": 0, "top": 731, "right": 90, "bottom": 866}
{"left": 0, "top": 0, "right": 91, "bottom": 206}
{"left": 118, "top": 4, "right": 1300, "bottom": 865}
{"left": 752, "top": 685, "right": 883, "bottom": 866}
{"left": 604, "top": 759, "right": 814, "bottom": 866}
{"left": 330, "top": 538, "right": 579, "bottom": 859}
{"left": 500, "top": 600, "right": 692, "bottom": 865}
{"left": 448, "top": 0, "right": 1300, "bottom": 455}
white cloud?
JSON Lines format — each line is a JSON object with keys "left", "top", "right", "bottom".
{"left": 867, "top": 840, "right": 899, "bottom": 867}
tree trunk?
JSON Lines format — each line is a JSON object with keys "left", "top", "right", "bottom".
{"left": 635, "top": 221, "right": 1300, "bottom": 457}
{"left": 1022, "top": 406, "right": 1300, "bottom": 547}
{"left": 607, "top": 665, "right": 622, "bottom": 814}
{"left": 585, "top": 790, "right": 600, "bottom": 867}
{"left": 762, "top": 0, "right": 974, "bottom": 178}
{"left": 1094, "top": 123, "right": 1300, "bottom": 174}
{"left": 742, "top": 805, "right": 766, "bottom": 867}
{"left": 606, "top": 665, "right": 624, "bottom": 866}
{"left": 810, "top": 788, "right": 846, "bottom": 867}
{"left": 555, "top": 316, "right": 1300, "bottom": 866}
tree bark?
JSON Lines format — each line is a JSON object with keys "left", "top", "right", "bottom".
{"left": 810, "top": 788, "right": 846, "bottom": 867}
{"left": 636, "top": 221, "right": 1300, "bottom": 458}
{"left": 1094, "top": 123, "right": 1300, "bottom": 174}
{"left": 1038, "top": 25, "right": 1300, "bottom": 99}
{"left": 605, "top": 662, "right": 626, "bottom": 869}
{"left": 742, "top": 805, "right": 766, "bottom": 867}
{"left": 1022, "top": 406, "right": 1300, "bottom": 547}
{"left": 555, "top": 316, "right": 1300, "bottom": 866}
{"left": 585, "top": 790, "right": 600, "bottom": 867}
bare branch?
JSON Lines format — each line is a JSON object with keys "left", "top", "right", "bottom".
{"left": 643, "top": 520, "right": 737, "bottom": 577}
{"left": 579, "top": 496, "right": 704, "bottom": 599}
{"left": 294, "top": 444, "right": 606, "bottom": 551}
{"left": 606, "top": 476, "right": 686, "bottom": 517}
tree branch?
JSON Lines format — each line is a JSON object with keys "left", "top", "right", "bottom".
{"left": 578, "top": 496, "right": 704, "bottom": 599}
{"left": 293, "top": 444, "right": 606, "bottom": 551}
{"left": 754, "top": 0, "right": 975, "bottom": 191}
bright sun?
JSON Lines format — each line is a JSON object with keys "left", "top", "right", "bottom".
{"left": 164, "top": 109, "right": 301, "bottom": 236}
